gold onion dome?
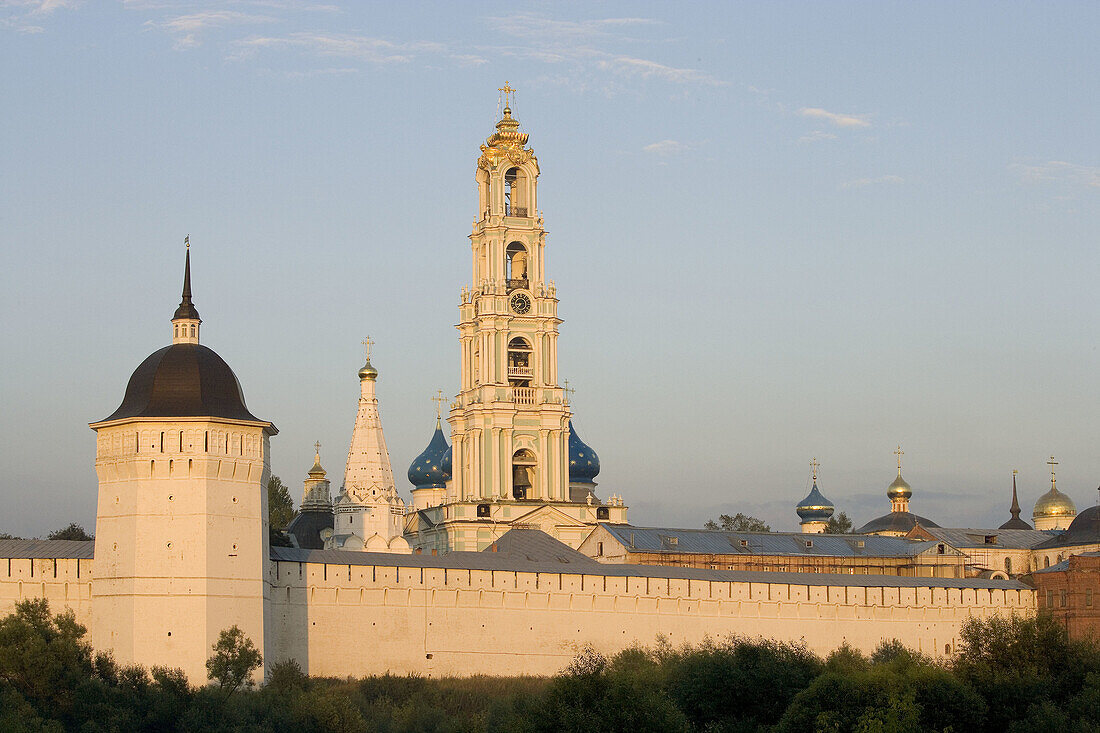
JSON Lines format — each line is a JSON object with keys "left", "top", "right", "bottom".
{"left": 886, "top": 471, "right": 912, "bottom": 500}
{"left": 1033, "top": 487, "right": 1076, "bottom": 520}
{"left": 358, "top": 359, "right": 378, "bottom": 381}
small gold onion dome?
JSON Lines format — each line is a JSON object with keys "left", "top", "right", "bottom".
{"left": 887, "top": 472, "right": 912, "bottom": 500}
{"left": 308, "top": 452, "right": 325, "bottom": 477}
{"left": 358, "top": 359, "right": 378, "bottom": 380}
{"left": 1033, "top": 487, "right": 1076, "bottom": 520}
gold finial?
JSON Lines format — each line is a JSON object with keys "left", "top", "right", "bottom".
{"left": 1013, "top": 468, "right": 1018, "bottom": 475}
{"left": 894, "top": 445, "right": 904, "bottom": 472}
{"left": 499, "top": 81, "right": 516, "bottom": 109}
{"left": 1048, "top": 455, "right": 1058, "bottom": 489}
{"left": 431, "top": 389, "right": 446, "bottom": 421}
{"left": 314, "top": 440, "right": 321, "bottom": 455}
{"left": 811, "top": 457, "right": 820, "bottom": 482}
{"left": 184, "top": 234, "right": 189, "bottom": 249}
{"left": 362, "top": 336, "right": 374, "bottom": 360}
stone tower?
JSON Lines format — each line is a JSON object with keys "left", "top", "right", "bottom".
{"left": 406, "top": 88, "right": 627, "bottom": 553}
{"left": 89, "top": 244, "right": 276, "bottom": 683}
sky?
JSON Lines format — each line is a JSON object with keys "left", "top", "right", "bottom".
{"left": 1, "top": 1, "right": 1098, "bottom": 538}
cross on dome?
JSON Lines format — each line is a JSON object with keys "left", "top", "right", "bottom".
{"left": 362, "top": 336, "right": 374, "bottom": 360}
{"left": 431, "top": 389, "right": 446, "bottom": 420}
{"left": 894, "top": 445, "right": 904, "bottom": 472}
{"left": 810, "top": 457, "right": 820, "bottom": 482}
{"left": 1048, "top": 455, "right": 1058, "bottom": 488}
{"left": 498, "top": 81, "right": 516, "bottom": 109}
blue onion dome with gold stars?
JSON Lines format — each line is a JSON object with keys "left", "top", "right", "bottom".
{"left": 408, "top": 420, "right": 449, "bottom": 490}
{"left": 441, "top": 444, "right": 452, "bottom": 481}
{"left": 568, "top": 420, "right": 600, "bottom": 485}
{"left": 796, "top": 481, "right": 834, "bottom": 523}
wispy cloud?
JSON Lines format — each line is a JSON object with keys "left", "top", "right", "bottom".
{"left": 1012, "top": 160, "right": 1100, "bottom": 189}
{"left": 236, "top": 32, "right": 457, "bottom": 64}
{"left": 486, "top": 12, "right": 724, "bottom": 89}
{"left": 146, "top": 10, "right": 276, "bottom": 49}
{"left": 1, "top": 0, "right": 78, "bottom": 33}
{"left": 842, "top": 174, "right": 904, "bottom": 189}
{"left": 799, "top": 107, "right": 871, "bottom": 128}
{"left": 488, "top": 14, "right": 659, "bottom": 41}
{"left": 643, "top": 140, "right": 691, "bottom": 156}
{"left": 798, "top": 130, "right": 837, "bottom": 144}
{"left": 602, "top": 56, "right": 725, "bottom": 86}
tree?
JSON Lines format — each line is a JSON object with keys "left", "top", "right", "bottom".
{"left": 824, "top": 511, "right": 854, "bottom": 534}
{"left": 206, "top": 626, "right": 262, "bottom": 697}
{"left": 267, "top": 476, "right": 296, "bottom": 531}
{"left": 704, "top": 513, "right": 771, "bottom": 532}
{"left": 0, "top": 533, "right": 21, "bottom": 540}
{"left": 0, "top": 599, "right": 93, "bottom": 717}
{"left": 46, "top": 523, "right": 93, "bottom": 541}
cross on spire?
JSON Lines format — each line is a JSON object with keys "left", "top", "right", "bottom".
{"left": 894, "top": 445, "right": 904, "bottom": 472}
{"left": 563, "top": 379, "right": 575, "bottom": 405}
{"left": 362, "top": 336, "right": 374, "bottom": 360}
{"left": 810, "top": 457, "right": 820, "bottom": 482}
{"left": 431, "top": 389, "right": 446, "bottom": 420}
{"left": 184, "top": 234, "right": 189, "bottom": 249}
{"left": 499, "top": 81, "right": 516, "bottom": 108}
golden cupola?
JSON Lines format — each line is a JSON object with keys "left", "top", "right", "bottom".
{"left": 1033, "top": 456, "right": 1076, "bottom": 531}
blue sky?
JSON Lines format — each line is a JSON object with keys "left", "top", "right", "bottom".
{"left": 1, "top": 1, "right": 1097, "bottom": 537}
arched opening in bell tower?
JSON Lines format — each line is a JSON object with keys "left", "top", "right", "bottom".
{"left": 504, "top": 167, "right": 528, "bottom": 216}
{"left": 507, "top": 337, "right": 532, "bottom": 384}
{"left": 512, "top": 449, "right": 537, "bottom": 499}
{"left": 505, "top": 242, "right": 528, "bottom": 290}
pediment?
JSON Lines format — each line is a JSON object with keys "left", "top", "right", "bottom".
{"left": 512, "top": 504, "right": 588, "bottom": 530}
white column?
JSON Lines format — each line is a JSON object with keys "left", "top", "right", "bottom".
{"left": 491, "top": 427, "right": 500, "bottom": 498}
{"left": 503, "top": 429, "right": 513, "bottom": 499}
{"left": 537, "top": 429, "right": 549, "bottom": 500}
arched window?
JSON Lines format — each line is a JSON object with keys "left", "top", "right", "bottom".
{"left": 505, "top": 242, "right": 528, "bottom": 289}
{"left": 512, "top": 449, "right": 537, "bottom": 499}
{"left": 189, "top": 324, "right": 196, "bottom": 337}
{"left": 504, "top": 168, "right": 528, "bottom": 216}
{"left": 507, "top": 337, "right": 532, "bottom": 384}
{"left": 1004, "top": 557, "right": 1012, "bottom": 574}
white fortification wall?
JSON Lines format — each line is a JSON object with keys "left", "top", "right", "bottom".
{"left": 0, "top": 555, "right": 1036, "bottom": 680}
{"left": 267, "top": 558, "right": 1035, "bottom": 678}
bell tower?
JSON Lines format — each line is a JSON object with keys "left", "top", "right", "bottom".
{"left": 407, "top": 87, "right": 627, "bottom": 554}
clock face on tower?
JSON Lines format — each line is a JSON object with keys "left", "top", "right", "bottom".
{"left": 510, "top": 292, "right": 532, "bottom": 314}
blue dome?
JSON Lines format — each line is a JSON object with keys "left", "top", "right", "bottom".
{"left": 796, "top": 482, "right": 834, "bottom": 523}
{"left": 408, "top": 422, "right": 450, "bottom": 489}
{"left": 568, "top": 420, "right": 600, "bottom": 484}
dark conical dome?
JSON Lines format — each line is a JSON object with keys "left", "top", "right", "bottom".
{"left": 796, "top": 482, "right": 835, "bottom": 523}
{"left": 408, "top": 422, "right": 450, "bottom": 489}
{"left": 568, "top": 420, "right": 600, "bottom": 484}
{"left": 99, "top": 343, "right": 263, "bottom": 423}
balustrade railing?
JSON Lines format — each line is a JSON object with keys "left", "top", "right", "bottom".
{"left": 505, "top": 206, "right": 529, "bottom": 217}
{"left": 511, "top": 386, "right": 536, "bottom": 405}
{"left": 508, "top": 366, "right": 533, "bottom": 378}
{"left": 506, "top": 278, "right": 528, "bottom": 291}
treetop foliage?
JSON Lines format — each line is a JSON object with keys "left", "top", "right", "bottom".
{"left": 268, "top": 475, "right": 296, "bottom": 531}
{"left": 704, "top": 513, "right": 772, "bottom": 532}
{"left": 47, "top": 523, "right": 94, "bottom": 541}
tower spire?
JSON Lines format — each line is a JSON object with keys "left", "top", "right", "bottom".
{"left": 172, "top": 237, "right": 201, "bottom": 344}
